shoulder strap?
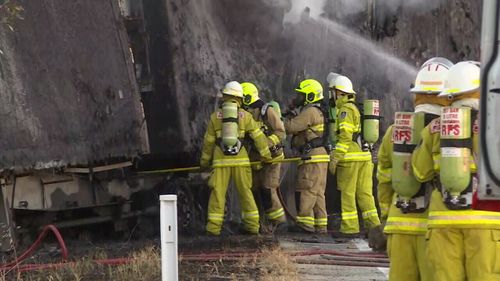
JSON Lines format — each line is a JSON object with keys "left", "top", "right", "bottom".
{"left": 261, "top": 103, "right": 270, "bottom": 119}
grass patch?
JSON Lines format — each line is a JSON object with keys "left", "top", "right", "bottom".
{"left": 1, "top": 241, "right": 298, "bottom": 280}
{"left": 2, "top": 246, "right": 160, "bottom": 281}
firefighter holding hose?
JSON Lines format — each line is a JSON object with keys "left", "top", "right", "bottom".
{"left": 241, "top": 82, "right": 287, "bottom": 231}
{"left": 329, "top": 75, "right": 380, "bottom": 237}
{"left": 283, "top": 79, "right": 330, "bottom": 234}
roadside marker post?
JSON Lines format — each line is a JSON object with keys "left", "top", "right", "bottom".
{"left": 160, "top": 195, "right": 178, "bottom": 281}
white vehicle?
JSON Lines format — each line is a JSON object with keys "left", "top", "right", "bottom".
{"left": 476, "top": 0, "right": 500, "bottom": 211}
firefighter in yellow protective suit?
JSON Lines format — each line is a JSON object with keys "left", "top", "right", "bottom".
{"left": 241, "top": 82, "right": 287, "bottom": 229}
{"left": 412, "top": 61, "right": 500, "bottom": 281}
{"left": 284, "top": 79, "right": 330, "bottom": 233}
{"left": 377, "top": 57, "right": 453, "bottom": 281}
{"left": 200, "top": 81, "right": 272, "bottom": 235}
{"left": 329, "top": 75, "right": 380, "bottom": 236}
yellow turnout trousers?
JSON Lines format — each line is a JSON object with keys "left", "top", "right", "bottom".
{"left": 252, "top": 163, "right": 286, "bottom": 224}
{"left": 206, "top": 166, "right": 260, "bottom": 235}
{"left": 337, "top": 161, "right": 380, "bottom": 233}
{"left": 295, "top": 162, "right": 328, "bottom": 233}
{"left": 427, "top": 228, "right": 500, "bottom": 281}
{"left": 387, "top": 234, "right": 431, "bottom": 281}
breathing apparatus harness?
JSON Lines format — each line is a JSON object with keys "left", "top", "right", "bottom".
{"left": 393, "top": 112, "right": 440, "bottom": 213}
{"left": 342, "top": 99, "right": 381, "bottom": 152}
{"left": 245, "top": 100, "right": 284, "bottom": 157}
{"left": 299, "top": 99, "right": 333, "bottom": 155}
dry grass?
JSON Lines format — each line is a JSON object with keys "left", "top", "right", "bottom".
{"left": 0, "top": 244, "right": 298, "bottom": 281}
{"left": 180, "top": 246, "right": 299, "bottom": 281}
{"left": 259, "top": 248, "right": 299, "bottom": 281}
{"left": 1, "top": 246, "right": 161, "bottom": 281}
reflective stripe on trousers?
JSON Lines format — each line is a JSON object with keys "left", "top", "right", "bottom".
{"left": 296, "top": 216, "right": 315, "bottom": 226}
{"left": 315, "top": 217, "right": 328, "bottom": 227}
{"left": 267, "top": 208, "right": 285, "bottom": 220}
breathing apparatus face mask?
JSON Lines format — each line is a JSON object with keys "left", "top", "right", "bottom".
{"left": 293, "top": 93, "right": 305, "bottom": 107}
{"left": 335, "top": 90, "right": 352, "bottom": 106}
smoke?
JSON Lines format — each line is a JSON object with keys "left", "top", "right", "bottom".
{"left": 328, "top": 0, "right": 445, "bottom": 16}
{"left": 283, "top": 0, "right": 327, "bottom": 23}
{"left": 273, "top": 0, "right": 420, "bottom": 126}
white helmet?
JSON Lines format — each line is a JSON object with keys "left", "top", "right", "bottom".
{"left": 411, "top": 57, "right": 453, "bottom": 94}
{"left": 438, "top": 61, "right": 480, "bottom": 98}
{"left": 332, "top": 75, "right": 355, "bottom": 94}
{"left": 327, "top": 72, "right": 340, "bottom": 88}
{"left": 221, "top": 81, "right": 243, "bottom": 98}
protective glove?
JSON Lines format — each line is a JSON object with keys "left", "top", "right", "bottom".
{"left": 368, "top": 223, "right": 387, "bottom": 253}
{"left": 199, "top": 160, "right": 211, "bottom": 172}
{"left": 329, "top": 159, "right": 338, "bottom": 175}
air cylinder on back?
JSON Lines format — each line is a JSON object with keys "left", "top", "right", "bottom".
{"left": 363, "top": 99, "right": 380, "bottom": 145}
{"left": 221, "top": 100, "right": 239, "bottom": 149}
{"left": 440, "top": 106, "right": 472, "bottom": 195}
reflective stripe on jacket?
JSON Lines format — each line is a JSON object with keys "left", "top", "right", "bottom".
{"left": 333, "top": 102, "right": 372, "bottom": 163}
{"left": 200, "top": 99, "right": 272, "bottom": 168}
{"left": 284, "top": 104, "right": 330, "bottom": 165}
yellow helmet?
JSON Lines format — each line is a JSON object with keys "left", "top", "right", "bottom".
{"left": 241, "top": 82, "right": 260, "bottom": 106}
{"left": 295, "top": 79, "right": 323, "bottom": 105}
{"left": 221, "top": 81, "right": 243, "bottom": 98}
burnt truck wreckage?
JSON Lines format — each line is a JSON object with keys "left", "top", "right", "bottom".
{"left": 0, "top": 0, "right": 159, "bottom": 251}
{"left": 0, "top": 0, "right": 482, "bottom": 251}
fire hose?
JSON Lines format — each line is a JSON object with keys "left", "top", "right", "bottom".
{"left": 138, "top": 157, "right": 303, "bottom": 222}
{"left": 0, "top": 225, "right": 134, "bottom": 274}
{"left": 137, "top": 157, "right": 305, "bottom": 174}
{"left": 179, "top": 249, "right": 388, "bottom": 268}
{"left": 0, "top": 225, "right": 388, "bottom": 274}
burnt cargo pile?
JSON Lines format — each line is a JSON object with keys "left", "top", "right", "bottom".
{"left": 0, "top": 0, "right": 146, "bottom": 170}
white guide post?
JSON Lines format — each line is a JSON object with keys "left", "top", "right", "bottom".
{"left": 160, "top": 195, "right": 178, "bottom": 281}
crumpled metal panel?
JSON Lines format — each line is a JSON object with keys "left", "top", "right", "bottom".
{"left": 0, "top": 0, "right": 146, "bottom": 169}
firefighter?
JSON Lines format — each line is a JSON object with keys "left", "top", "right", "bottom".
{"left": 241, "top": 82, "right": 287, "bottom": 230}
{"left": 376, "top": 58, "right": 453, "bottom": 281}
{"left": 284, "top": 79, "right": 330, "bottom": 233}
{"left": 329, "top": 75, "right": 380, "bottom": 237}
{"left": 200, "top": 81, "right": 273, "bottom": 236}
{"left": 412, "top": 61, "right": 500, "bottom": 281}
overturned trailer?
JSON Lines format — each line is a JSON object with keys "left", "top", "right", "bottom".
{"left": 0, "top": 0, "right": 150, "bottom": 251}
